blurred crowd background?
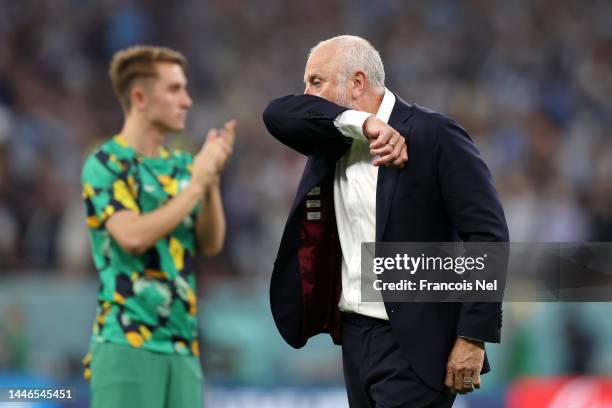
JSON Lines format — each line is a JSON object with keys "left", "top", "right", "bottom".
{"left": 0, "top": 0, "right": 611, "bottom": 406}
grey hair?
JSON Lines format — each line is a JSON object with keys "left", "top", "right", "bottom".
{"left": 310, "top": 35, "right": 385, "bottom": 94}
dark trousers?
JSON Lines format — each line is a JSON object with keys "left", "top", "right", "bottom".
{"left": 341, "top": 312, "right": 456, "bottom": 408}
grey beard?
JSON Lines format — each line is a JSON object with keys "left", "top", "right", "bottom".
{"left": 334, "top": 86, "right": 355, "bottom": 109}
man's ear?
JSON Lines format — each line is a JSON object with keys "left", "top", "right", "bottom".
{"left": 130, "top": 83, "right": 148, "bottom": 111}
{"left": 351, "top": 70, "right": 368, "bottom": 98}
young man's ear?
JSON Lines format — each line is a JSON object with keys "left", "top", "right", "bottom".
{"left": 351, "top": 70, "right": 368, "bottom": 98}
{"left": 130, "top": 85, "right": 147, "bottom": 111}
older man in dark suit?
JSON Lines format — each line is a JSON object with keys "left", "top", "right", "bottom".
{"left": 263, "top": 35, "right": 508, "bottom": 408}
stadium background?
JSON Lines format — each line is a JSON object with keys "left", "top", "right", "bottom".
{"left": 0, "top": 0, "right": 611, "bottom": 406}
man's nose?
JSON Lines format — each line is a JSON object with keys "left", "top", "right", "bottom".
{"left": 304, "top": 85, "right": 313, "bottom": 95}
{"left": 183, "top": 93, "right": 193, "bottom": 108}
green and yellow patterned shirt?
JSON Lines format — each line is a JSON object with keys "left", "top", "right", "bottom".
{"left": 81, "top": 135, "right": 200, "bottom": 362}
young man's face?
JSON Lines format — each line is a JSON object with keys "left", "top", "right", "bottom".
{"left": 303, "top": 44, "right": 353, "bottom": 108}
{"left": 141, "top": 62, "right": 193, "bottom": 133}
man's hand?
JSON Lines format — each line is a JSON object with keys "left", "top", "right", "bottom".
{"left": 214, "top": 119, "right": 236, "bottom": 171}
{"left": 362, "top": 116, "right": 408, "bottom": 168}
{"left": 445, "top": 337, "right": 485, "bottom": 395}
{"left": 191, "top": 119, "right": 236, "bottom": 188}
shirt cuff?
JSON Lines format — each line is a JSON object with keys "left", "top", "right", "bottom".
{"left": 333, "top": 110, "right": 373, "bottom": 142}
{"left": 460, "top": 336, "right": 485, "bottom": 345}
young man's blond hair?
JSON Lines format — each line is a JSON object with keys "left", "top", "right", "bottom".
{"left": 109, "top": 45, "right": 187, "bottom": 112}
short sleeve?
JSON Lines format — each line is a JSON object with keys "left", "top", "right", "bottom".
{"left": 81, "top": 153, "right": 140, "bottom": 229}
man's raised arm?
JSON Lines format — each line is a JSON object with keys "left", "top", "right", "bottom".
{"left": 263, "top": 94, "right": 351, "bottom": 155}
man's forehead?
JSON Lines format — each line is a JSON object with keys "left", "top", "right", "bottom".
{"left": 155, "top": 62, "right": 187, "bottom": 83}
{"left": 304, "top": 45, "right": 337, "bottom": 80}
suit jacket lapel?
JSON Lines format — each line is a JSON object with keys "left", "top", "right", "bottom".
{"left": 375, "top": 96, "right": 414, "bottom": 241}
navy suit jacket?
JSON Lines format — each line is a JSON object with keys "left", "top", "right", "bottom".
{"left": 262, "top": 93, "right": 509, "bottom": 390}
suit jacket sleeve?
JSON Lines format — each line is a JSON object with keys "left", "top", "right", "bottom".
{"left": 262, "top": 94, "right": 351, "bottom": 155}
{"left": 434, "top": 116, "right": 509, "bottom": 344}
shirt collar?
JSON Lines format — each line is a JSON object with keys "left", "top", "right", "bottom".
{"left": 113, "top": 134, "right": 170, "bottom": 160}
{"left": 375, "top": 88, "right": 396, "bottom": 124}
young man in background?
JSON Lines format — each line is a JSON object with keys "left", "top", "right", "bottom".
{"left": 81, "top": 45, "right": 235, "bottom": 408}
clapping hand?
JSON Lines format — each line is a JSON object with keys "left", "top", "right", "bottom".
{"left": 191, "top": 119, "right": 236, "bottom": 188}
{"left": 207, "top": 119, "right": 236, "bottom": 172}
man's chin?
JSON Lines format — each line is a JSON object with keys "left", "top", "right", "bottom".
{"left": 157, "top": 122, "right": 185, "bottom": 134}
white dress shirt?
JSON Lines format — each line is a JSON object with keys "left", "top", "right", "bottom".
{"left": 333, "top": 88, "right": 396, "bottom": 320}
